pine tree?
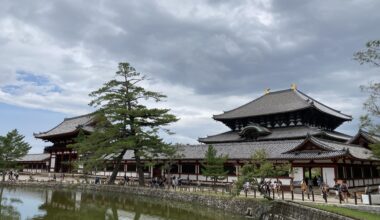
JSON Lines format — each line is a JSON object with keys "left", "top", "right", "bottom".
{"left": 201, "top": 145, "right": 228, "bottom": 186}
{"left": 72, "top": 62, "right": 178, "bottom": 185}
{"left": 354, "top": 40, "right": 380, "bottom": 158}
{"left": 0, "top": 129, "right": 31, "bottom": 181}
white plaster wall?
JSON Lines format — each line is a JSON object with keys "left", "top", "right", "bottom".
{"left": 322, "top": 167, "right": 335, "bottom": 187}
{"left": 292, "top": 167, "right": 303, "bottom": 182}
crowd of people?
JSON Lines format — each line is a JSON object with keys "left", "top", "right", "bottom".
{"left": 4, "top": 170, "right": 19, "bottom": 181}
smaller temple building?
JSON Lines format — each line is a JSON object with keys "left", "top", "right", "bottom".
{"left": 18, "top": 87, "right": 380, "bottom": 188}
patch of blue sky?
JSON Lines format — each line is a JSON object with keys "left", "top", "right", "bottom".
{"left": 2, "top": 85, "right": 22, "bottom": 95}
{"left": 13, "top": 70, "right": 63, "bottom": 94}
{"left": 49, "top": 84, "right": 63, "bottom": 93}
{"left": 17, "top": 70, "right": 50, "bottom": 86}
{"left": 0, "top": 102, "right": 68, "bottom": 153}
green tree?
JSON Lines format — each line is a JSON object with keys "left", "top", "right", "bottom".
{"left": 201, "top": 145, "right": 228, "bottom": 187}
{"left": 160, "top": 144, "right": 184, "bottom": 188}
{"left": 0, "top": 129, "right": 31, "bottom": 181}
{"left": 354, "top": 40, "right": 380, "bottom": 158}
{"left": 72, "top": 62, "right": 178, "bottom": 185}
{"left": 235, "top": 149, "right": 290, "bottom": 199}
{"left": 354, "top": 40, "right": 380, "bottom": 66}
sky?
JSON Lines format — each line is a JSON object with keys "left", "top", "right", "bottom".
{"left": 0, "top": 0, "right": 379, "bottom": 153}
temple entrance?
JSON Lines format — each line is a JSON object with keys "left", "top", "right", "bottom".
{"left": 54, "top": 153, "right": 77, "bottom": 173}
{"left": 304, "top": 167, "right": 322, "bottom": 186}
{"left": 152, "top": 165, "right": 162, "bottom": 178}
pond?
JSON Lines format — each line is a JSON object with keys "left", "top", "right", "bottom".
{"left": 0, "top": 186, "right": 246, "bottom": 220}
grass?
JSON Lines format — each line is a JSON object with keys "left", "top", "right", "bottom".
{"left": 306, "top": 203, "right": 380, "bottom": 220}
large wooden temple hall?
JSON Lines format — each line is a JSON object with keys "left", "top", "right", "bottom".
{"left": 19, "top": 86, "right": 380, "bottom": 188}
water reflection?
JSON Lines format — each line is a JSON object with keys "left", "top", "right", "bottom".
{"left": 0, "top": 186, "right": 245, "bottom": 220}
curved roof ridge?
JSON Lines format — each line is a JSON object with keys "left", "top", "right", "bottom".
{"left": 34, "top": 119, "right": 68, "bottom": 137}
{"left": 34, "top": 113, "right": 96, "bottom": 139}
{"left": 213, "top": 88, "right": 351, "bottom": 121}
{"left": 213, "top": 89, "right": 295, "bottom": 117}
{"left": 315, "top": 136, "right": 366, "bottom": 148}
{"left": 295, "top": 90, "right": 352, "bottom": 120}
{"left": 64, "top": 112, "right": 95, "bottom": 121}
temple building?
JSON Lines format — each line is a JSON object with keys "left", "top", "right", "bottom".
{"left": 18, "top": 86, "right": 380, "bottom": 188}
{"left": 32, "top": 114, "right": 96, "bottom": 173}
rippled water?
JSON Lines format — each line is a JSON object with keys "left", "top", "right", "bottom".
{"left": 0, "top": 186, "right": 246, "bottom": 220}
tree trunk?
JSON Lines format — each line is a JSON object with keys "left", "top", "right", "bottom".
{"left": 135, "top": 150, "right": 144, "bottom": 186}
{"left": 108, "top": 149, "right": 127, "bottom": 184}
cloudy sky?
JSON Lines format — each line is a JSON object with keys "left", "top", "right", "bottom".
{"left": 0, "top": 0, "right": 379, "bottom": 153}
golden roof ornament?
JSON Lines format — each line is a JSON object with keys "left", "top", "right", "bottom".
{"left": 291, "top": 83, "right": 297, "bottom": 91}
{"left": 264, "top": 88, "right": 271, "bottom": 94}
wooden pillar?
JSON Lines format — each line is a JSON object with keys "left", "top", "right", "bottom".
{"left": 50, "top": 153, "right": 56, "bottom": 173}
{"left": 68, "top": 151, "right": 72, "bottom": 173}
{"left": 60, "top": 152, "right": 63, "bottom": 173}
{"left": 351, "top": 166, "right": 355, "bottom": 187}
{"left": 361, "top": 165, "right": 365, "bottom": 186}
{"left": 195, "top": 162, "right": 199, "bottom": 181}
{"left": 370, "top": 163, "right": 374, "bottom": 185}
{"left": 178, "top": 164, "right": 182, "bottom": 178}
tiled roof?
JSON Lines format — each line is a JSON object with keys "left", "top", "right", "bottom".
{"left": 122, "top": 137, "right": 376, "bottom": 161}
{"left": 313, "top": 138, "right": 375, "bottom": 160}
{"left": 199, "top": 126, "right": 352, "bottom": 143}
{"left": 17, "top": 154, "right": 50, "bottom": 162}
{"left": 34, "top": 113, "right": 95, "bottom": 139}
{"left": 348, "top": 130, "right": 380, "bottom": 144}
{"left": 213, "top": 89, "right": 352, "bottom": 120}
{"left": 122, "top": 140, "right": 303, "bottom": 160}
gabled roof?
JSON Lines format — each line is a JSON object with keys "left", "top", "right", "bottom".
{"left": 213, "top": 89, "right": 352, "bottom": 121}
{"left": 348, "top": 130, "right": 380, "bottom": 145}
{"left": 34, "top": 113, "right": 96, "bottom": 139}
{"left": 198, "top": 126, "right": 352, "bottom": 143}
{"left": 284, "top": 136, "right": 376, "bottom": 160}
{"left": 17, "top": 153, "right": 50, "bottom": 162}
{"left": 284, "top": 136, "right": 335, "bottom": 153}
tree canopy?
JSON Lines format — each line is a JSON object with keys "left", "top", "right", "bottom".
{"left": 71, "top": 62, "right": 178, "bottom": 185}
{"left": 0, "top": 129, "right": 31, "bottom": 181}
{"left": 201, "top": 145, "right": 228, "bottom": 186}
{"left": 354, "top": 40, "right": 380, "bottom": 158}
{"left": 235, "top": 149, "right": 290, "bottom": 199}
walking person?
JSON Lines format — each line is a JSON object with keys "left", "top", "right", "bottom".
{"left": 301, "top": 179, "right": 307, "bottom": 196}
{"left": 171, "top": 176, "right": 176, "bottom": 189}
{"left": 322, "top": 183, "right": 329, "bottom": 203}
{"left": 307, "top": 178, "right": 313, "bottom": 199}
{"left": 340, "top": 181, "right": 349, "bottom": 203}
{"left": 276, "top": 180, "right": 282, "bottom": 199}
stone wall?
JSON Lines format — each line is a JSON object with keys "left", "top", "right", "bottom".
{"left": 0, "top": 182, "right": 353, "bottom": 220}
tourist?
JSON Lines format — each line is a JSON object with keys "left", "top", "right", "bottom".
{"left": 95, "top": 176, "right": 100, "bottom": 184}
{"left": 8, "top": 170, "right": 13, "bottom": 181}
{"left": 125, "top": 175, "right": 130, "bottom": 185}
{"left": 340, "top": 181, "right": 349, "bottom": 203}
{"left": 14, "top": 171, "right": 19, "bottom": 181}
{"left": 171, "top": 176, "right": 176, "bottom": 189}
{"left": 301, "top": 179, "right": 307, "bottom": 195}
{"left": 307, "top": 178, "right": 313, "bottom": 193}
{"left": 317, "top": 176, "right": 322, "bottom": 188}
{"left": 243, "top": 181, "right": 250, "bottom": 197}
{"left": 322, "top": 183, "right": 329, "bottom": 203}
{"left": 266, "top": 181, "right": 271, "bottom": 196}
{"left": 276, "top": 180, "right": 282, "bottom": 199}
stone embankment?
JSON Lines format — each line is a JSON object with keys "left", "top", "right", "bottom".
{"left": 0, "top": 182, "right": 353, "bottom": 220}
